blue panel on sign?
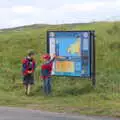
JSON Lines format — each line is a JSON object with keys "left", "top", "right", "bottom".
{"left": 47, "top": 31, "right": 91, "bottom": 77}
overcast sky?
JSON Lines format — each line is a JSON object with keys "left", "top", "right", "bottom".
{"left": 0, "top": 0, "right": 120, "bottom": 28}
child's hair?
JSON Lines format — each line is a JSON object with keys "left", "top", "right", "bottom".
{"left": 28, "top": 50, "right": 35, "bottom": 56}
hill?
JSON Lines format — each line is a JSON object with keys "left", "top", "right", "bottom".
{"left": 0, "top": 22, "right": 120, "bottom": 117}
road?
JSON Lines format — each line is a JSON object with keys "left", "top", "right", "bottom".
{"left": 0, "top": 107, "right": 119, "bottom": 120}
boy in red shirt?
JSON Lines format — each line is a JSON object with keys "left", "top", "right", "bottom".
{"left": 22, "top": 51, "right": 36, "bottom": 95}
{"left": 41, "top": 54, "right": 57, "bottom": 95}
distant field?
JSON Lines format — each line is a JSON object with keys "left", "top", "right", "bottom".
{"left": 0, "top": 22, "right": 120, "bottom": 117}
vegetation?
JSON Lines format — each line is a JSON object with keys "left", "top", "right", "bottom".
{"left": 0, "top": 22, "right": 120, "bottom": 117}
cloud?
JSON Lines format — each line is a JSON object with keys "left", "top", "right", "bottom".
{"left": 58, "top": 0, "right": 120, "bottom": 13}
{"left": 0, "top": 0, "right": 120, "bottom": 28}
{"left": 52, "top": 0, "right": 120, "bottom": 23}
{"left": 60, "top": 2, "right": 104, "bottom": 12}
{"left": 12, "top": 5, "right": 34, "bottom": 14}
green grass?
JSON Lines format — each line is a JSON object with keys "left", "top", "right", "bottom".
{"left": 0, "top": 22, "right": 120, "bottom": 117}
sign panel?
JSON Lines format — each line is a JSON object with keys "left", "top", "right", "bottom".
{"left": 47, "top": 31, "right": 94, "bottom": 78}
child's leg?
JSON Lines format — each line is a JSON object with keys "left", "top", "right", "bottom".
{"left": 24, "top": 85, "right": 28, "bottom": 95}
{"left": 24, "top": 75, "right": 31, "bottom": 95}
{"left": 23, "top": 76, "right": 28, "bottom": 94}
{"left": 48, "top": 78, "right": 51, "bottom": 94}
{"left": 27, "top": 84, "right": 31, "bottom": 95}
{"left": 43, "top": 79, "right": 46, "bottom": 93}
{"left": 43, "top": 79, "right": 49, "bottom": 94}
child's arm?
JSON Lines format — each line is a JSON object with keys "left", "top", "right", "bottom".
{"left": 49, "top": 54, "right": 56, "bottom": 63}
{"left": 50, "top": 54, "right": 66, "bottom": 63}
{"left": 56, "top": 56, "right": 66, "bottom": 59}
{"left": 51, "top": 54, "right": 65, "bottom": 59}
{"left": 22, "top": 63, "right": 32, "bottom": 74}
{"left": 22, "top": 59, "right": 29, "bottom": 75}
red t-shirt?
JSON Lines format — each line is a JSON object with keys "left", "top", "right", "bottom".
{"left": 41, "top": 58, "right": 55, "bottom": 79}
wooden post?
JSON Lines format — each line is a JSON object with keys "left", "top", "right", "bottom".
{"left": 92, "top": 31, "right": 96, "bottom": 87}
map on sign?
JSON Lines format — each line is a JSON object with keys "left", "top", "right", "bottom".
{"left": 67, "top": 38, "right": 81, "bottom": 55}
{"left": 47, "top": 31, "right": 91, "bottom": 77}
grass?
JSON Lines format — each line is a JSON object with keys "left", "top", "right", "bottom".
{"left": 0, "top": 22, "right": 120, "bottom": 117}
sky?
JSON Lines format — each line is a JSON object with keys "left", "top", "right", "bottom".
{"left": 0, "top": 0, "right": 120, "bottom": 28}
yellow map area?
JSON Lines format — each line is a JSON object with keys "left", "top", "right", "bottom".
{"left": 67, "top": 38, "right": 81, "bottom": 55}
{"left": 55, "top": 61, "right": 74, "bottom": 72}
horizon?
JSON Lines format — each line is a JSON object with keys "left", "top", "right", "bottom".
{"left": 0, "top": 20, "right": 119, "bottom": 30}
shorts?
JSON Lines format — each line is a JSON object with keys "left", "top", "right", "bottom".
{"left": 23, "top": 74, "right": 34, "bottom": 85}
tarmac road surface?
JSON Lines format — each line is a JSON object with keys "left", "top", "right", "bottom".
{"left": 0, "top": 107, "right": 119, "bottom": 120}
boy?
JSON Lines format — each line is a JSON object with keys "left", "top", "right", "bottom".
{"left": 22, "top": 51, "right": 36, "bottom": 95}
{"left": 41, "top": 54, "right": 56, "bottom": 95}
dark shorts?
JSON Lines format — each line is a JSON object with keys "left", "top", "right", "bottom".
{"left": 23, "top": 74, "right": 34, "bottom": 85}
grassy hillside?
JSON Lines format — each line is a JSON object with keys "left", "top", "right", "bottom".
{"left": 0, "top": 22, "right": 120, "bottom": 117}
